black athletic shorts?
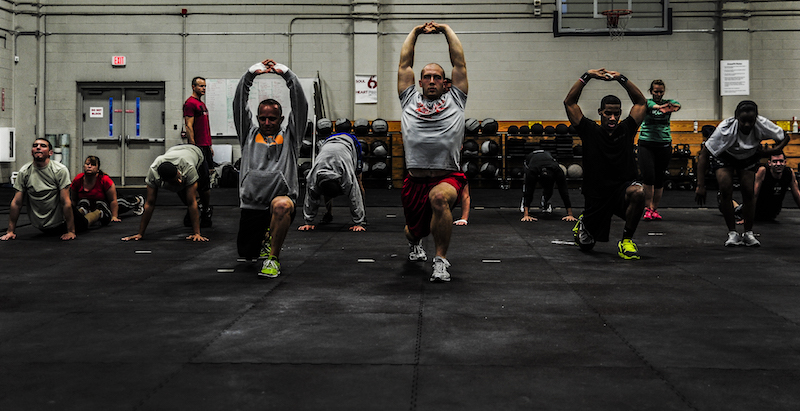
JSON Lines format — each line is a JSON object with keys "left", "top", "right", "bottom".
{"left": 582, "top": 181, "right": 640, "bottom": 243}
{"left": 710, "top": 152, "right": 761, "bottom": 172}
{"left": 237, "top": 206, "right": 296, "bottom": 259}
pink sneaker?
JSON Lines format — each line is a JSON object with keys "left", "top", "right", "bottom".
{"left": 643, "top": 208, "right": 653, "bottom": 221}
{"left": 651, "top": 209, "right": 663, "bottom": 220}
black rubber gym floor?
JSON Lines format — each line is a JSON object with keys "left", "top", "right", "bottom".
{"left": 1, "top": 187, "right": 799, "bottom": 410}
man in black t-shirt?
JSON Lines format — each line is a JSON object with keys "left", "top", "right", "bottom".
{"left": 735, "top": 152, "right": 800, "bottom": 223}
{"left": 564, "top": 68, "right": 647, "bottom": 260}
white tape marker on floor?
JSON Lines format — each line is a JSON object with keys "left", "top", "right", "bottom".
{"left": 551, "top": 240, "right": 576, "bottom": 246}
{"left": 648, "top": 232, "right": 664, "bottom": 236}
{"left": 217, "top": 268, "right": 235, "bottom": 273}
{"left": 358, "top": 258, "right": 375, "bottom": 263}
{"left": 135, "top": 250, "right": 152, "bottom": 254}
{"left": 386, "top": 214, "right": 396, "bottom": 218}
{"left": 482, "top": 259, "right": 501, "bottom": 263}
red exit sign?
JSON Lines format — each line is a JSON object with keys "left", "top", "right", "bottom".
{"left": 112, "top": 56, "right": 126, "bottom": 67}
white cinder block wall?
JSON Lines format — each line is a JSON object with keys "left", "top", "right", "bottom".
{"left": 1, "top": 0, "right": 799, "bottom": 180}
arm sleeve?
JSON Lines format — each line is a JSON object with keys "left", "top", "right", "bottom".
{"left": 234, "top": 72, "right": 257, "bottom": 145}
{"left": 756, "top": 116, "right": 786, "bottom": 141}
{"left": 302, "top": 186, "right": 322, "bottom": 225}
{"left": 281, "top": 69, "right": 309, "bottom": 150}
{"left": 348, "top": 179, "right": 366, "bottom": 225}
{"left": 57, "top": 167, "right": 72, "bottom": 190}
{"left": 183, "top": 99, "right": 195, "bottom": 118}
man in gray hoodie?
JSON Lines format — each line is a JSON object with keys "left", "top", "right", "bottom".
{"left": 234, "top": 59, "right": 307, "bottom": 278}
{"left": 298, "top": 132, "right": 366, "bottom": 232}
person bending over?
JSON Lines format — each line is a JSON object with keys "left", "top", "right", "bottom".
{"left": 298, "top": 132, "right": 366, "bottom": 232}
{"left": 519, "top": 149, "right": 576, "bottom": 223}
{"left": 695, "top": 101, "right": 789, "bottom": 246}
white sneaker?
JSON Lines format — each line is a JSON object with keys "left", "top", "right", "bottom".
{"left": 408, "top": 240, "right": 427, "bottom": 262}
{"left": 742, "top": 231, "right": 760, "bottom": 247}
{"left": 724, "top": 231, "right": 743, "bottom": 247}
{"left": 430, "top": 256, "right": 451, "bottom": 282}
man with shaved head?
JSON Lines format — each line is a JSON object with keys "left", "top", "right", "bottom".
{"left": 397, "top": 21, "right": 468, "bottom": 283}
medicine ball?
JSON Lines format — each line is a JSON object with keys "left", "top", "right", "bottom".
{"left": 480, "top": 140, "right": 500, "bottom": 156}
{"left": 335, "top": 118, "right": 352, "bottom": 133}
{"left": 567, "top": 164, "right": 583, "bottom": 178}
{"left": 480, "top": 162, "right": 499, "bottom": 178}
{"left": 371, "top": 161, "right": 388, "bottom": 178}
{"left": 359, "top": 139, "right": 368, "bottom": 157}
{"left": 465, "top": 118, "right": 480, "bottom": 135}
{"left": 462, "top": 139, "right": 479, "bottom": 157}
{"left": 371, "top": 140, "right": 388, "bottom": 157}
{"left": 353, "top": 118, "right": 370, "bottom": 136}
{"left": 371, "top": 118, "right": 388, "bottom": 136}
{"left": 507, "top": 125, "right": 519, "bottom": 135}
{"left": 530, "top": 123, "right": 544, "bottom": 135}
{"left": 544, "top": 125, "right": 556, "bottom": 136}
{"left": 568, "top": 125, "right": 577, "bottom": 135}
{"left": 461, "top": 161, "right": 479, "bottom": 179}
{"left": 481, "top": 118, "right": 499, "bottom": 135}
{"left": 361, "top": 162, "right": 370, "bottom": 177}
{"left": 559, "top": 163, "right": 567, "bottom": 175}
{"left": 519, "top": 125, "right": 530, "bottom": 135}
{"left": 555, "top": 123, "right": 570, "bottom": 135}
{"left": 316, "top": 118, "right": 332, "bottom": 137}
{"left": 572, "top": 144, "right": 583, "bottom": 157}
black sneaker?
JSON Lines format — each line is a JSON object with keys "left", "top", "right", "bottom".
{"left": 77, "top": 199, "right": 91, "bottom": 215}
{"left": 96, "top": 201, "right": 112, "bottom": 226}
{"left": 572, "top": 214, "right": 595, "bottom": 251}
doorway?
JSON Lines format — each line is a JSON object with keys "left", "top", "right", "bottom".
{"left": 79, "top": 83, "right": 165, "bottom": 186}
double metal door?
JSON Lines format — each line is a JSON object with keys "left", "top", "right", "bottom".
{"left": 80, "top": 84, "right": 165, "bottom": 186}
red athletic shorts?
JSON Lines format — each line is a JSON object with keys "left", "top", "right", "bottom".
{"left": 401, "top": 172, "right": 467, "bottom": 240}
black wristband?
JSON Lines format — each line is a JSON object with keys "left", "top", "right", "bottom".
{"left": 617, "top": 74, "right": 628, "bottom": 84}
{"left": 579, "top": 72, "right": 591, "bottom": 84}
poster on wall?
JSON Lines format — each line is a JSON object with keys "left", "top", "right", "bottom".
{"left": 720, "top": 60, "right": 750, "bottom": 96}
{"left": 355, "top": 75, "right": 378, "bottom": 104}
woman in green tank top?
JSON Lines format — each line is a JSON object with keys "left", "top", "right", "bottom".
{"left": 638, "top": 79, "right": 680, "bottom": 221}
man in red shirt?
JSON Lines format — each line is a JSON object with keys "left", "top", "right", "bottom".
{"left": 183, "top": 76, "right": 213, "bottom": 226}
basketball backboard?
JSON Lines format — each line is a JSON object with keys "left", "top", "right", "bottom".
{"left": 554, "top": 0, "right": 671, "bottom": 37}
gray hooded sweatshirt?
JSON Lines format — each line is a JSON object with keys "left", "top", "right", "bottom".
{"left": 234, "top": 68, "right": 307, "bottom": 210}
{"left": 302, "top": 133, "right": 365, "bottom": 225}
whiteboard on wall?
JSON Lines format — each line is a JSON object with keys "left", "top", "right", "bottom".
{"left": 205, "top": 77, "right": 317, "bottom": 136}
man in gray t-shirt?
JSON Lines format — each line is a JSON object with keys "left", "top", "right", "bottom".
{"left": 2, "top": 137, "right": 76, "bottom": 241}
{"left": 398, "top": 21, "right": 468, "bottom": 283}
{"left": 122, "top": 144, "right": 209, "bottom": 242}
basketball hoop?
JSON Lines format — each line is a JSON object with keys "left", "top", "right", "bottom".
{"left": 601, "top": 9, "right": 632, "bottom": 40}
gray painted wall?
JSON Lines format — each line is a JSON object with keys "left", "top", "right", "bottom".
{"left": 1, "top": 0, "right": 799, "bottom": 181}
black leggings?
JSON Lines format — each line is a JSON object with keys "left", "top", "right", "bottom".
{"left": 637, "top": 141, "right": 672, "bottom": 188}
